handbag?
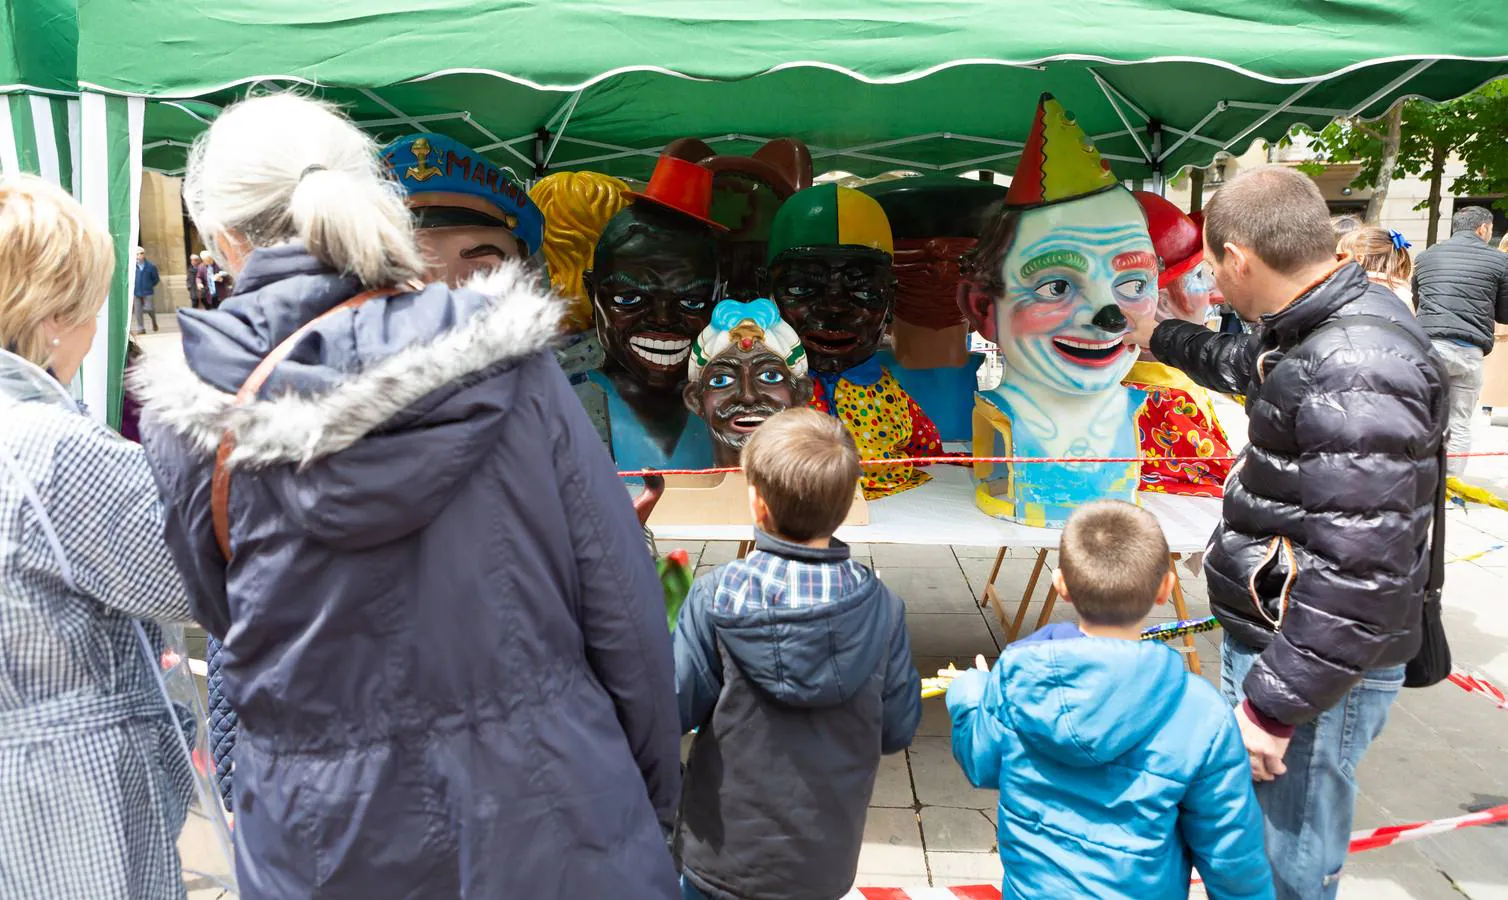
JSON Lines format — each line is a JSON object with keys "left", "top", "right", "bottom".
{"left": 1405, "top": 408, "right": 1452, "bottom": 687}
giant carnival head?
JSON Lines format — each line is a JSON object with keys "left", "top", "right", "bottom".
{"left": 862, "top": 176, "right": 1006, "bottom": 369}
{"left": 665, "top": 138, "right": 814, "bottom": 302}
{"left": 529, "top": 170, "right": 632, "bottom": 333}
{"left": 767, "top": 184, "right": 896, "bottom": 377}
{"left": 585, "top": 154, "right": 725, "bottom": 394}
{"left": 1133, "top": 191, "right": 1223, "bottom": 327}
{"left": 383, "top": 134, "right": 544, "bottom": 286}
{"left": 962, "top": 94, "right": 1157, "bottom": 396}
{"left": 684, "top": 298, "right": 812, "bottom": 466}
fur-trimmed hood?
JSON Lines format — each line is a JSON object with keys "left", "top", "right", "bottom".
{"left": 132, "top": 245, "right": 565, "bottom": 551}
{"left": 133, "top": 246, "right": 562, "bottom": 471}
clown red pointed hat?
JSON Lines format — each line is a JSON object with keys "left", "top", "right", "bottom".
{"left": 1004, "top": 93, "right": 1120, "bottom": 209}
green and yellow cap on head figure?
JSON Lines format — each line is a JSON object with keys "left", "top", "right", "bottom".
{"left": 766, "top": 183, "right": 894, "bottom": 263}
{"left": 1004, "top": 93, "right": 1120, "bottom": 209}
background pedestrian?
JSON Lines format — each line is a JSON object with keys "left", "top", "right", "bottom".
{"left": 1412, "top": 206, "right": 1508, "bottom": 475}
{"left": 133, "top": 244, "right": 161, "bottom": 332}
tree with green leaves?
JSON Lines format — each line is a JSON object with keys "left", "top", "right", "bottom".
{"left": 1296, "top": 79, "right": 1508, "bottom": 245}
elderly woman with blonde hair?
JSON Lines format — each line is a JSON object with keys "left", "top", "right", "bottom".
{"left": 133, "top": 93, "right": 679, "bottom": 898}
{"left": 0, "top": 175, "right": 194, "bottom": 897}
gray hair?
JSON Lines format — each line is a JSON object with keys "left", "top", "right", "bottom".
{"left": 183, "top": 93, "right": 424, "bottom": 288}
{"left": 1451, "top": 205, "right": 1493, "bottom": 236}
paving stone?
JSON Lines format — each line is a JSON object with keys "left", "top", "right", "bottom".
{"left": 919, "top": 807, "right": 996, "bottom": 853}
{"left": 907, "top": 613, "right": 999, "bottom": 658}
{"left": 908, "top": 737, "right": 996, "bottom": 810}
{"left": 871, "top": 543, "right": 961, "bottom": 568}
{"left": 917, "top": 693, "right": 953, "bottom": 738}
{"left": 853, "top": 807, "right": 928, "bottom": 887}
{"left": 1454, "top": 882, "right": 1508, "bottom": 900}
{"left": 927, "top": 850, "right": 1004, "bottom": 886}
{"left": 883, "top": 566, "right": 979, "bottom": 614}
{"left": 1335, "top": 864, "right": 1464, "bottom": 900}
{"left": 870, "top": 748, "right": 916, "bottom": 808}
{"left": 959, "top": 556, "right": 1053, "bottom": 607}
{"left": 954, "top": 545, "right": 1010, "bottom": 559}
{"left": 700, "top": 541, "right": 743, "bottom": 565}
{"left": 657, "top": 540, "right": 704, "bottom": 564}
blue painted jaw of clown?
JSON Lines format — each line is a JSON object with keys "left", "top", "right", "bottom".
{"left": 993, "top": 188, "right": 1157, "bottom": 396}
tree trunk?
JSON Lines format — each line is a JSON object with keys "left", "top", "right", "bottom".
{"left": 1190, "top": 168, "right": 1205, "bottom": 212}
{"left": 1425, "top": 140, "right": 1447, "bottom": 246}
{"left": 1365, "top": 105, "right": 1404, "bottom": 224}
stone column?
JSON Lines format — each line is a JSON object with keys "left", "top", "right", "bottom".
{"left": 138, "top": 171, "right": 189, "bottom": 312}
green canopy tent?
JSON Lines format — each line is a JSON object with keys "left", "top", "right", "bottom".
{"left": 76, "top": 0, "right": 1508, "bottom": 185}
{"left": 4, "top": 0, "right": 144, "bottom": 427}
{"left": 57, "top": 0, "right": 1508, "bottom": 431}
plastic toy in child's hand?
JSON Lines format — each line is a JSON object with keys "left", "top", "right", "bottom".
{"left": 921, "top": 654, "right": 989, "bottom": 698}
{"left": 659, "top": 548, "right": 694, "bottom": 631}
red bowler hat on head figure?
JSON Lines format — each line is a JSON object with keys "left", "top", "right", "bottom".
{"left": 628, "top": 155, "right": 729, "bottom": 232}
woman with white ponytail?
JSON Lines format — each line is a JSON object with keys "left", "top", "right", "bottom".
{"left": 134, "top": 94, "right": 680, "bottom": 899}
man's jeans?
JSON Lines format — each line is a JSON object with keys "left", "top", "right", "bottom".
{"left": 1432, "top": 339, "right": 1485, "bottom": 476}
{"left": 1222, "top": 635, "right": 1405, "bottom": 900}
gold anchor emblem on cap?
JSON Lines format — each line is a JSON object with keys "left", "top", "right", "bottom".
{"left": 405, "top": 137, "right": 443, "bottom": 183}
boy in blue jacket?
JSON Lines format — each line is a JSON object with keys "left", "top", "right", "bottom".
{"left": 946, "top": 500, "right": 1274, "bottom": 900}
{"left": 673, "top": 407, "right": 922, "bottom": 900}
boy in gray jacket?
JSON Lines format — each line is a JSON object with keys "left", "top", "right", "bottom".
{"left": 672, "top": 408, "right": 923, "bottom": 900}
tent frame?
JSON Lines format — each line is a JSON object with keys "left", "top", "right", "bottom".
{"left": 138, "top": 56, "right": 1444, "bottom": 191}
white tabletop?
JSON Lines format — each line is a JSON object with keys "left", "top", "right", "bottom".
{"left": 646, "top": 464, "right": 1223, "bottom": 551}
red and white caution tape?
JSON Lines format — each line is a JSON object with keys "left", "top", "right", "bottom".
{"left": 847, "top": 887, "right": 1003, "bottom": 899}
{"left": 1347, "top": 803, "right": 1508, "bottom": 853}
{"left": 1448, "top": 671, "right": 1508, "bottom": 710}
{"left": 623, "top": 451, "right": 1508, "bottom": 478}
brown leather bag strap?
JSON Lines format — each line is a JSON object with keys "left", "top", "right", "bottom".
{"left": 211, "top": 288, "right": 402, "bottom": 560}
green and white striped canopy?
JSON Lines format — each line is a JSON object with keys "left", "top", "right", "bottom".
{"left": 4, "top": 0, "right": 142, "bottom": 427}
{"left": 75, "top": 1, "right": 1508, "bottom": 184}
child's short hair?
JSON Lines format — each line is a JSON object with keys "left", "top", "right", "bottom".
{"left": 1058, "top": 501, "right": 1170, "bottom": 626}
{"left": 741, "top": 407, "right": 861, "bottom": 542}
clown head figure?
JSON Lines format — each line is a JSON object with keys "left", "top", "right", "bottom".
{"left": 384, "top": 134, "right": 544, "bottom": 286}
{"left": 684, "top": 299, "right": 812, "bottom": 467}
{"left": 582, "top": 155, "right": 725, "bottom": 471}
{"left": 1134, "top": 191, "right": 1223, "bottom": 328}
{"left": 768, "top": 184, "right": 897, "bottom": 377}
{"left": 586, "top": 155, "right": 724, "bottom": 399}
{"left": 962, "top": 94, "right": 1155, "bottom": 526}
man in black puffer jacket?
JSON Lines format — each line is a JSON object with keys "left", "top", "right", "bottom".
{"left": 1129, "top": 166, "right": 1446, "bottom": 900}
{"left": 1412, "top": 205, "right": 1508, "bottom": 475}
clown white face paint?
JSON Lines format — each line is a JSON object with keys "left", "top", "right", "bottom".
{"left": 993, "top": 189, "right": 1157, "bottom": 397}
{"left": 1159, "top": 262, "right": 1223, "bottom": 325}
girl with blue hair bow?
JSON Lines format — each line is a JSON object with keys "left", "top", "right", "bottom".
{"left": 1339, "top": 225, "right": 1416, "bottom": 308}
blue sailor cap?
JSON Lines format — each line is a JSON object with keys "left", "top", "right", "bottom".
{"left": 382, "top": 133, "right": 544, "bottom": 256}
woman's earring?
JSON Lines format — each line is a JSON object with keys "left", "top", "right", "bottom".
{"left": 50, "top": 337, "right": 61, "bottom": 347}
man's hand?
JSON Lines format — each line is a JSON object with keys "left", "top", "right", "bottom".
{"left": 1124, "top": 307, "right": 1158, "bottom": 350}
{"left": 1234, "top": 702, "right": 1291, "bottom": 782}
